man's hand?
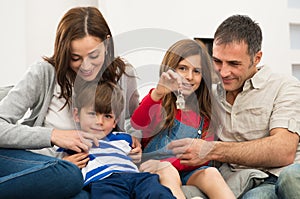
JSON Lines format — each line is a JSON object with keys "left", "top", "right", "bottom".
{"left": 168, "top": 138, "right": 214, "bottom": 166}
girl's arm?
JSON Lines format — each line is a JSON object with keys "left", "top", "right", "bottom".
{"left": 131, "top": 89, "right": 162, "bottom": 129}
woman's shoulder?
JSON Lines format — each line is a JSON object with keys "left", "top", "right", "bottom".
{"left": 25, "top": 61, "right": 56, "bottom": 85}
{"left": 28, "top": 61, "right": 55, "bottom": 74}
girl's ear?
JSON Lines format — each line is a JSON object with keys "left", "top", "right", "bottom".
{"left": 73, "top": 108, "right": 80, "bottom": 123}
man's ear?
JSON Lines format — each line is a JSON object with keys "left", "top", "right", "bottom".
{"left": 73, "top": 108, "right": 80, "bottom": 123}
{"left": 254, "top": 50, "right": 262, "bottom": 66}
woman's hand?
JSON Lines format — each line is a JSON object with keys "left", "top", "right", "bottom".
{"left": 51, "top": 129, "right": 101, "bottom": 152}
{"left": 63, "top": 152, "right": 90, "bottom": 169}
{"left": 129, "top": 136, "right": 142, "bottom": 163}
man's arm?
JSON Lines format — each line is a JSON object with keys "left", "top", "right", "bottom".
{"left": 169, "top": 128, "right": 299, "bottom": 168}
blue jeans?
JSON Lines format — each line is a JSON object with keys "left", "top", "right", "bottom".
{"left": 88, "top": 172, "right": 176, "bottom": 199}
{"left": 0, "top": 149, "right": 84, "bottom": 199}
{"left": 241, "top": 163, "right": 300, "bottom": 199}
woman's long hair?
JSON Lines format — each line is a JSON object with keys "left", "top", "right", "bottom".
{"left": 43, "top": 7, "right": 126, "bottom": 108}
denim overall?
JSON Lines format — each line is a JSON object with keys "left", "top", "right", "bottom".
{"left": 142, "top": 117, "right": 204, "bottom": 161}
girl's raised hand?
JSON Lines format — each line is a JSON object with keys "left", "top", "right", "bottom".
{"left": 151, "top": 69, "right": 184, "bottom": 101}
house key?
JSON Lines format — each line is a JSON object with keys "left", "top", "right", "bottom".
{"left": 176, "top": 89, "right": 185, "bottom": 109}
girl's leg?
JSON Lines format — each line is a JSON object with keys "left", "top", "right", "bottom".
{"left": 155, "top": 161, "right": 186, "bottom": 199}
{"left": 187, "top": 167, "right": 235, "bottom": 199}
{"left": 0, "top": 149, "right": 83, "bottom": 199}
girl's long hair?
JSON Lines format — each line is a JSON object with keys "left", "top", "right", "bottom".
{"left": 159, "top": 39, "right": 215, "bottom": 132}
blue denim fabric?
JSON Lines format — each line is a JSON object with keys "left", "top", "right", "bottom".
{"left": 241, "top": 163, "right": 300, "bottom": 199}
{"left": 179, "top": 165, "right": 209, "bottom": 185}
{"left": 276, "top": 163, "right": 300, "bottom": 199}
{"left": 89, "top": 172, "right": 176, "bottom": 199}
{"left": 0, "top": 149, "right": 84, "bottom": 199}
{"left": 143, "top": 119, "right": 201, "bottom": 161}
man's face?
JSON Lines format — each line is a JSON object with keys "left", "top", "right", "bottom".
{"left": 212, "top": 41, "right": 260, "bottom": 94}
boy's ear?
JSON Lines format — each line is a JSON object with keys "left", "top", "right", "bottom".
{"left": 113, "top": 118, "right": 119, "bottom": 128}
{"left": 73, "top": 108, "right": 80, "bottom": 123}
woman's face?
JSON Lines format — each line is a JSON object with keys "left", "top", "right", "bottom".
{"left": 70, "top": 35, "right": 106, "bottom": 81}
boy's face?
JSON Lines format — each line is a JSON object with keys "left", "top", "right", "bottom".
{"left": 74, "top": 105, "right": 117, "bottom": 139}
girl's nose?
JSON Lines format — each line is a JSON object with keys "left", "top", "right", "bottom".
{"left": 185, "top": 69, "right": 193, "bottom": 80}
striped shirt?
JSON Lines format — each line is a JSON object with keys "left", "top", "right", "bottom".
{"left": 58, "top": 131, "right": 139, "bottom": 186}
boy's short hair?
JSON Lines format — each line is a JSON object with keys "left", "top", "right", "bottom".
{"left": 74, "top": 81, "right": 124, "bottom": 119}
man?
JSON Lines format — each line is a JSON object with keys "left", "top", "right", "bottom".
{"left": 168, "top": 15, "right": 300, "bottom": 198}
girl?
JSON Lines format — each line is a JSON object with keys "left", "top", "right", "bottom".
{"left": 131, "top": 39, "right": 234, "bottom": 199}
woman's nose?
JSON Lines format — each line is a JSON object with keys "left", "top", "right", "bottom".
{"left": 80, "top": 58, "right": 92, "bottom": 69}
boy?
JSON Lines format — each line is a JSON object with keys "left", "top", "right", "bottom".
{"left": 62, "top": 82, "right": 175, "bottom": 199}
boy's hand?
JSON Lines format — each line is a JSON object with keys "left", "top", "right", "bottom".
{"left": 63, "top": 152, "right": 90, "bottom": 169}
{"left": 129, "top": 136, "right": 142, "bottom": 163}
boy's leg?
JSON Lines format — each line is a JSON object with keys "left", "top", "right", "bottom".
{"left": 0, "top": 149, "right": 83, "bottom": 199}
{"left": 90, "top": 173, "right": 130, "bottom": 199}
{"left": 134, "top": 172, "right": 176, "bottom": 199}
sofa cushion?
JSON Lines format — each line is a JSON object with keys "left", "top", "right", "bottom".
{"left": 182, "top": 185, "right": 207, "bottom": 199}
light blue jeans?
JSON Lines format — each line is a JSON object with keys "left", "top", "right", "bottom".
{"left": 0, "top": 149, "right": 85, "bottom": 199}
{"left": 241, "top": 163, "right": 300, "bottom": 199}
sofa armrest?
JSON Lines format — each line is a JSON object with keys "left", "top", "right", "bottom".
{"left": 0, "top": 85, "right": 13, "bottom": 101}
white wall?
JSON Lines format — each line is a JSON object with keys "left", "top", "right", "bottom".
{"left": 97, "top": 0, "right": 300, "bottom": 98}
{"left": 0, "top": 0, "right": 98, "bottom": 87}
{"left": 0, "top": 1, "right": 26, "bottom": 87}
{"left": 1, "top": 0, "right": 299, "bottom": 90}
{"left": 98, "top": 0, "right": 292, "bottom": 73}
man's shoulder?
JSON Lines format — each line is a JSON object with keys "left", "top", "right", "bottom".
{"left": 257, "top": 65, "right": 299, "bottom": 86}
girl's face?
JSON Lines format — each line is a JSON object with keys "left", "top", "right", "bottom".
{"left": 175, "top": 55, "right": 202, "bottom": 96}
{"left": 70, "top": 35, "right": 106, "bottom": 81}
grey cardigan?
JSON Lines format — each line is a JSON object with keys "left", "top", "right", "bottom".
{"left": 0, "top": 61, "right": 139, "bottom": 149}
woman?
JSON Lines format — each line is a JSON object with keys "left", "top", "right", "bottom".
{"left": 0, "top": 6, "right": 140, "bottom": 199}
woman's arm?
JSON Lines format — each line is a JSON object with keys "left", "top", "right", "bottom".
{"left": 0, "top": 62, "right": 55, "bottom": 149}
